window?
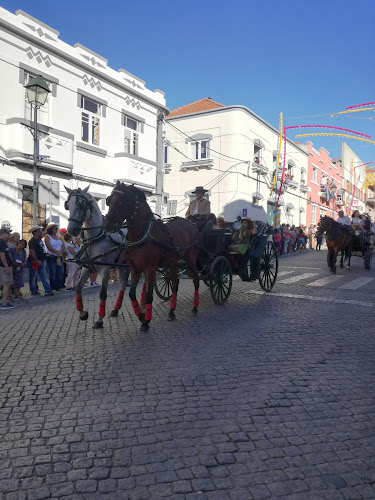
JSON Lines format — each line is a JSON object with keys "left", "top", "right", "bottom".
{"left": 80, "top": 96, "right": 101, "bottom": 146}
{"left": 192, "top": 140, "right": 209, "bottom": 160}
{"left": 167, "top": 200, "right": 177, "bottom": 216}
{"left": 24, "top": 72, "right": 51, "bottom": 126}
{"left": 312, "top": 205, "right": 316, "bottom": 224}
{"left": 164, "top": 145, "right": 168, "bottom": 164}
{"left": 312, "top": 166, "right": 317, "bottom": 183}
{"left": 123, "top": 114, "right": 140, "bottom": 156}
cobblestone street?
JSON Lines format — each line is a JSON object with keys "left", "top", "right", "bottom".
{"left": 1, "top": 249, "right": 375, "bottom": 499}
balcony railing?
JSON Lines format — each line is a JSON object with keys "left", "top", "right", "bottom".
{"left": 251, "top": 162, "right": 268, "bottom": 176}
{"left": 299, "top": 184, "right": 308, "bottom": 193}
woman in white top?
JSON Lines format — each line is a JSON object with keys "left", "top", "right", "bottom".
{"left": 352, "top": 210, "right": 364, "bottom": 231}
{"left": 44, "top": 222, "right": 65, "bottom": 291}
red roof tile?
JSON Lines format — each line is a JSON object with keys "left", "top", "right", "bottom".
{"left": 167, "top": 98, "right": 225, "bottom": 118}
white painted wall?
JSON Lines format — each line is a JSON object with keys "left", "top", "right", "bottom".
{"left": 164, "top": 106, "right": 308, "bottom": 226}
{"left": 0, "top": 7, "right": 167, "bottom": 232}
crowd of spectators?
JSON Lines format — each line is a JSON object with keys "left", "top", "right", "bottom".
{"left": 273, "top": 223, "right": 322, "bottom": 255}
{"left": 0, "top": 220, "right": 100, "bottom": 310}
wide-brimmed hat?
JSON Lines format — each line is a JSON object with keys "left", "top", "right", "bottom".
{"left": 1, "top": 220, "right": 12, "bottom": 229}
{"left": 29, "top": 225, "right": 44, "bottom": 233}
{"left": 241, "top": 216, "right": 253, "bottom": 222}
{"left": 192, "top": 186, "right": 208, "bottom": 194}
{"left": 46, "top": 222, "right": 58, "bottom": 230}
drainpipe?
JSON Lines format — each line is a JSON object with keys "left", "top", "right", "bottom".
{"left": 155, "top": 111, "right": 165, "bottom": 216}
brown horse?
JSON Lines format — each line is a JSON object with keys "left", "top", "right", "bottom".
{"left": 103, "top": 182, "right": 200, "bottom": 332}
{"left": 317, "top": 216, "right": 353, "bottom": 273}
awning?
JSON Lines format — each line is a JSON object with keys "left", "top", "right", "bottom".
{"left": 286, "top": 202, "right": 294, "bottom": 210}
{"left": 252, "top": 191, "right": 264, "bottom": 200}
{"left": 254, "top": 138, "right": 265, "bottom": 149}
{"left": 287, "top": 159, "right": 296, "bottom": 167}
{"left": 299, "top": 207, "right": 306, "bottom": 212}
{"left": 301, "top": 167, "right": 306, "bottom": 173}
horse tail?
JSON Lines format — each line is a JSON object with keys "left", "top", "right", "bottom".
{"left": 344, "top": 245, "right": 349, "bottom": 261}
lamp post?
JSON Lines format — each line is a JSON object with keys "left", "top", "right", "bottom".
{"left": 24, "top": 76, "right": 50, "bottom": 225}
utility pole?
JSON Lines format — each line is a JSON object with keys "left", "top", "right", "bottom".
{"left": 32, "top": 105, "right": 39, "bottom": 225}
{"left": 155, "top": 110, "right": 165, "bottom": 216}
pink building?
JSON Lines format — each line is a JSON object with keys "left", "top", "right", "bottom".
{"left": 300, "top": 142, "right": 343, "bottom": 227}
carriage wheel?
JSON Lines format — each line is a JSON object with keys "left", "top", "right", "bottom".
{"left": 259, "top": 242, "right": 278, "bottom": 292}
{"left": 154, "top": 269, "right": 173, "bottom": 301}
{"left": 209, "top": 256, "right": 232, "bottom": 305}
{"left": 364, "top": 248, "right": 372, "bottom": 269}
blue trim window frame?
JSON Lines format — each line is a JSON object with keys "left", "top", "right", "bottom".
{"left": 192, "top": 140, "right": 209, "bottom": 160}
{"left": 80, "top": 96, "right": 101, "bottom": 146}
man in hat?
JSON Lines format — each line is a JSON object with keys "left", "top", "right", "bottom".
{"left": 1, "top": 220, "right": 12, "bottom": 231}
{"left": 185, "top": 187, "right": 211, "bottom": 218}
{"left": 27, "top": 225, "right": 54, "bottom": 296}
{"left": 0, "top": 227, "right": 15, "bottom": 309}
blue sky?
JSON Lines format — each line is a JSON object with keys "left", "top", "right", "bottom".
{"left": 2, "top": 0, "right": 375, "bottom": 163}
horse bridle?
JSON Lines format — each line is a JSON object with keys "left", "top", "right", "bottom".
{"left": 65, "top": 192, "right": 102, "bottom": 232}
{"left": 107, "top": 188, "right": 141, "bottom": 223}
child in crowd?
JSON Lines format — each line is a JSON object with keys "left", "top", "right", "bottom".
{"left": 63, "top": 233, "right": 81, "bottom": 290}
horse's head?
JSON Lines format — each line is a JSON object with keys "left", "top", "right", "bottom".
{"left": 103, "top": 181, "right": 147, "bottom": 231}
{"left": 316, "top": 215, "right": 331, "bottom": 236}
{"left": 64, "top": 185, "right": 95, "bottom": 236}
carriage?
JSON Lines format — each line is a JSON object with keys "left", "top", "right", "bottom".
{"left": 351, "top": 227, "right": 373, "bottom": 269}
{"left": 155, "top": 219, "right": 278, "bottom": 305}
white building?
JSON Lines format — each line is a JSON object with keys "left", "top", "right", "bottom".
{"left": 0, "top": 7, "right": 167, "bottom": 239}
{"left": 163, "top": 98, "right": 308, "bottom": 227}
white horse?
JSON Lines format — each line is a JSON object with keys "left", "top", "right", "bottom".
{"left": 64, "top": 185, "right": 128, "bottom": 328}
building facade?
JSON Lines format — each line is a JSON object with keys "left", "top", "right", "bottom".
{"left": 0, "top": 7, "right": 167, "bottom": 239}
{"left": 163, "top": 98, "right": 309, "bottom": 227}
{"left": 299, "top": 142, "right": 343, "bottom": 227}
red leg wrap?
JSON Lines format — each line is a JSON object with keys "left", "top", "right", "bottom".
{"left": 145, "top": 304, "right": 152, "bottom": 321}
{"left": 170, "top": 292, "right": 177, "bottom": 310}
{"left": 114, "top": 290, "right": 125, "bottom": 310}
{"left": 99, "top": 300, "right": 106, "bottom": 318}
{"left": 76, "top": 295, "right": 83, "bottom": 311}
{"left": 140, "top": 282, "right": 147, "bottom": 305}
{"left": 131, "top": 300, "right": 142, "bottom": 317}
{"left": 193, "top": 290, "right": 199, "bottom": 308}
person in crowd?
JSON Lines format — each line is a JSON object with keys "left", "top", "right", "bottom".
{"left": 352, "top": 210, "right": 364, "bottom": 231}
{"left": 337, "top": 210, "right": 351, "bottom": 226}
{"left": 28, "top": 225, "right": 55, "bottom": 296}
{"left": 273, "top": 228, "right": 281, "bottom": 254}
{"left": 283, "top": 225, "right": 290, "bottom": 254}
{"left": 45, "top": 222, "right": 65, "bottom": 292}
{"left": 10, "top": 239, "right": 27, "bottom": 299}
{"left": 8, "top": 232, "right": 20, "bottom": 249}
{"left": 316, "top": 230, "right": 323, "bottom": 251}
{"left": 1, "top": 221, "right": 12, "bottom": 231}
{"left": 59, "top": 228, "right": 68, "bottom": 286}
{"left": 63, "top": 233, "right": 80, "bottom": 290}
{"left": 289, "top": 226, "right": 296, "bottom": 252}
{"left": 207, "top": 213, "right": 220, "bottom": 229}
{"left": 0, "top": 227, "right": 15, "bottom": 310}
{"left": 297, "top": 227, "right": 306, "bottom": 252}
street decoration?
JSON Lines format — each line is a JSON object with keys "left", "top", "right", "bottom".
{"left": 331, "top": 108, "right": 375, "bottom": 116}
{"left": 295, "top": 133, "right": 375, "bottom": 146}
{"left": 346, "top": 101, "right": 375, "bottom": 110}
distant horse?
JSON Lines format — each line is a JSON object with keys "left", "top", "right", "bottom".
{"left": 103, "top": 182, "right": 199, "bottom": 333}
{"left": 65, "top": 186, "right": 128, "bottom": 328}
{"left": 317, "top": 216, "right": 353, "bottom": 273}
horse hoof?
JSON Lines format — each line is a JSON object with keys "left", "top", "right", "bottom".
{"left": 140, "top": 323, "right": 149, "bottom": 333}
{"left": 168, "top": 312, "right": 176, "bottom": 321}
{"left": 93, "top": 321, "right": 103, "bottom": 329}
{"left": 191, "top": 307, "right": 198, "bottom": 316}
{"left": 80, "top": 311, "right": 88, "bottom": 321}
{"left": 109, "top": 309, "right": 118, "bottom": 317}
{"left": 346, "top": 266, "right": 350, "bottom": 270}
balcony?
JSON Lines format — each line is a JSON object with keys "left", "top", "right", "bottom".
{"left": 114, "top": 155, "right": 156, "bottom": 188}
{"left": 3, "top": 118, "right": 73, "bottom": 172}
{"left": 252, "top": 191, "right": 264, "bottom": 201}
{"left": 273, "top": 180, "right": 287, "bottom": 193}
{"left": 251, "top": 162, "right": 269, "bottom": 176}
{"left": 180, "top": 159, "right": 213, "bottom": 171}
{"left": 163, "top": 163, "right": 172, "bottom": 174}
{"left": 299, "top": 184, "right": 308, "bottom": 194}
{"left": 366, "top": 196, "right": 375, "bottom": 208}
{"left": 287, "top": 180, "right": 298, "bottom": 190}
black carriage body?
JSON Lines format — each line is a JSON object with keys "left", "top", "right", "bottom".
{"left": 351, "top": 229, "right": 374, "bottom": 269}
{"left": 154, "top": 221, "right": 278, "bottom": 304}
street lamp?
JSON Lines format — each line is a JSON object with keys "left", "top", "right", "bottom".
{"left": 24, "top": 76, "right": 50, "bottom": 225}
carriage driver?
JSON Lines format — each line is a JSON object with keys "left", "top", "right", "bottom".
{"left": 185, "top": 186, "right": 211, "bottom": 219}
{"left": 337, "top": 210, "right": 353, "bottom": 234}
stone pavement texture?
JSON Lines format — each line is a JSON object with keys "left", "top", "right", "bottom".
{"left": 1, "top": 249, "right": 375, "bottom": 499}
